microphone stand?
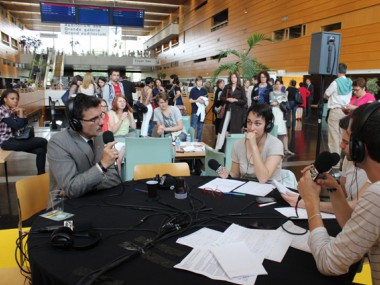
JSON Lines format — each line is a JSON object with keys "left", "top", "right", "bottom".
{"left": 315, "top": 75, "right": 325, "bottom": 159}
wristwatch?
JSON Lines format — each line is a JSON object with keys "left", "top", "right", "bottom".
{"left": 98, "top": 161, "right": 108, "bottom": 173}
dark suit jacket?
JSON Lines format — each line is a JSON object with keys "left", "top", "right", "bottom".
{"left": 122, "top": 80, "right": 136, "bottom": 107}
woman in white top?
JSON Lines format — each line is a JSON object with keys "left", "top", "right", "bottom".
{"left": 219, "top": 104, "right": 283, "bottom": 183}
{"left": 79, "top": 72, "right": 96, "bottom": 96}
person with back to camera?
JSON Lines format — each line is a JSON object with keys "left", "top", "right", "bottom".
{"left": 47, "top": 94, "right": 119, "bottom": 199}
{"left": 218, "top": 104, "right": 283, "bottom": 183}
{"left": 0, "top": 89, "right": 47, "bottom": 175}
{"left": 286, "top": 79, "right": 299, "bottom": 129}
{"left": 297, "top": 102, "right": 380, "bottom": 284}
{"left": 282, "top": 115, "right": 371, "bottom": 213}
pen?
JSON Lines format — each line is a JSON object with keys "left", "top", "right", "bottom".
{"left": 224, "top": 192, "right": 246, "bottom": 197}
{"left": 134, "top": 188, "right": 148, "bottom": 193}
{"left": 258, "top": 202, "right": 276, "bottom": 207}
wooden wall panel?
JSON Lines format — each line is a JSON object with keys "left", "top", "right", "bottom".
{"left": 156, "top": 0, "right": 380, "bottom": 78}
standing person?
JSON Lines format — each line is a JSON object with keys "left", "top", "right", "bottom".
{"left": 343, "top": 77, "right": 375, "bottom": 114}
{"left": 286, "top": 79, "right": 299, "bottom": 130}
{"left": 152, "top": 78, "right": 165, "bottom": 107}
{"left": 269, "top": 79, "right": 294, "bottom": 155}
{"left": 297, "top": 102, "right": 380, "bottom": 283}
{"left": 121, "top": 76, "right": 136, "bottom": 108}
{"left": 324, "top": 63, "right": 352, "bottom": 160}
{"left": 68, "top": 75, "right": 83, "bottom": 98}
{"left": 153, "top": 92, "right": 187, "bottom": 141}
{"left": 102, "top": 69, "right": 125, "bottom": 109}
{"left": 78, "top": 72, "right": 96, "bottom": 96}
{"left": 204, "top": 81, "right": 213, "bottom": 93}
{"left": 189, "top": 76, "right": 208, "bottom": 141}
{"left": 217, "top": 104, "right": 283, "bottom": 182}
{"left": 96, "top": 76, "right": 107, "bottom": 99}
{"left": 251, "top": 71, "right": 273, "bottom": 106}
{"left": 298, "top": 82, "right": 310, "bottom": 120}
{"left": 305, "top": 78, "right": 314, "bottom": 118}
{"left": 107, "top": 96, "right": 135, "bottom": 174}
{"left": 247, "top": 76, "right": 257, "bottom": 107}
{"left": 213, "top": 79, "right": 225, "bottom": 135}
{"left": 167, "top": 74, "right": 182, "bottom": 106}
{"left": 140, "top": 77, "right": 154, "bottom": 137}
{"left": 0, "top": 89, "right": 47, "bottom": 175}
{"left": 48, "top": 94, "right": 119, "bottom": 198}
{"left": 215, "top": 72, "right": 247, "bottom": 151}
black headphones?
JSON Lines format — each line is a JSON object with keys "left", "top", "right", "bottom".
{"left": 50, "top": 226, "right": 101, "bottom": 250}
{"left": 265, "top": 115, "right": 274, "bottom": 133}
{"left": 350, "top": 102, "right": 380, "bottom": 163}
{"left": 66, "top": 97, "right": 83, "bottom": 132}
{"left": 154, "top": 174, "right": 177, "bottom": 190}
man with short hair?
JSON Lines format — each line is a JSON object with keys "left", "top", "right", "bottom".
{"left": 103, "top": 69, "right": 125, "bottom": 109}
{"left": 189, "top": 76, "right": 208, "bottom": 141}
{"left": 121, "top": 76, "right": 136, "bottom": 107}
{"left": 47, "top": 94, "right": 120, "bottom": 198}
{"left": 324, "top": 63, "right": 352, "bottom": 164}
{"left": 305, "top": 78, "right": 314, "bottom": 118}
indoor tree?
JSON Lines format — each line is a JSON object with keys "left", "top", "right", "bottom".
{"left": 213, "top": 33, "right": 273, "bottom": 81}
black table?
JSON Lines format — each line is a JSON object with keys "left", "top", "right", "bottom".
{"left": 28, "top": 177, "right": 357, "bottom": 285}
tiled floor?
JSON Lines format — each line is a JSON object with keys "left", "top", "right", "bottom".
{"left": 0, "top": 109, "right": 330, "bottom": 230}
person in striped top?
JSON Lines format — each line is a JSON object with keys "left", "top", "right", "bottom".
{"left": 297, "top": 102, "right": 380, "bottom": 284}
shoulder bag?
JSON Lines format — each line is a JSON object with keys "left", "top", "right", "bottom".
{"left": 15, "top": 126, "right": 35, "bottom": 140}
{"left": 295, "top": 90, "right": 303, "bottom": 105}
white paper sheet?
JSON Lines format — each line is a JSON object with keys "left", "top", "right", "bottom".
{"left": 274, "top": 207, "right": 336, "bottom": 219}
{"left": 272, "top": 179, "right": 295, "bottom": 195}
{"left": 174, "top": 247, "right": 258, "bottom": 285}
{"left": 233, "top": 181, "right": 274, "bottom": 196}
{"left": 277, "top": 221, "right": 311, "bottom": 253}
{"left": 176, "top": 227, "right": 223, "bottom": 248}
{"left": 211, "top": 242, "right": 267, "bottom": 278}
{"left": 199, "top": 178, "right": 246, "bottom": 193}
{"left": 214, "top": 224, "right": 293, "bottom": 263}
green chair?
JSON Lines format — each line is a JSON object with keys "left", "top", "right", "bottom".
{"left": 270, "top": 125, "right": 278, "bottom": 137}
{"left": 182, "top": 115, "right": 191, "bottom": 132}
{"left": 123, "top": 137, "right": 173, "bottom": 181}
{"left": 224, "top": 134, "right": 245, "bottom": 171}
{"left": 188, "top": 126, "right": 195, "bottom": 141}
{"left": 205, "top": 146, "right": 225, "bottom": 176}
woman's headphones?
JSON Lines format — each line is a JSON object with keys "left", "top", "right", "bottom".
{"left": 66, "top": 97, "right": 83, "bottom": 132}
{"left": 350, "top": 102, "right": 380, "bottom": 163}
{"left": 50, "top": 226, "right": 101, "bottom": 249}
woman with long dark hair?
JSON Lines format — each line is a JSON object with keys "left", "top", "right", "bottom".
{"left": 68, "top": 75, "right": 83, "bottom": 99}
{"left": 0, "top": 89, "right": 47, "bottom": 174}
{"left": 215, "top": 72, "right": 247, "bottom": 151}
{"left": 213, "top": 79, "right": 225, "bottom": 134}
{"left": 251, "top": 71, "right": 273, "bottom": 106}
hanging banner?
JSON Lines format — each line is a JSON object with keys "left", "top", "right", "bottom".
{"left": 60, "top": 24, "right": 109, "bottom": 36}
{"left": 132, "top": 58, "right": 160, "bottom": 66}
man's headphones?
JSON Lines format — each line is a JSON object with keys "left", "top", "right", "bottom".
{"left": 350, "top": 102, "right": 380, "bottom": 163}
{"left": 50, "top": 226, "right": 101, "bottom": 250}
{"left": 66, "top": 98, "right": 83, "bottom": 132}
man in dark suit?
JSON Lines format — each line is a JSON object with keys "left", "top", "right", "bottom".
{"left": 305, "top": 78, "right": 314, "bottom": 118}
{"left": 121, "top": 76, "right": 136, "bottom": 107}
{"left": 47, "top": 94, "right": 120, "bottom": 198}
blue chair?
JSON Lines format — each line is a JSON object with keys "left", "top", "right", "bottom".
{"left": 123, "top": 137, "right": 173, "bottom": 181}
{"left": 205, "top": 146, "right": 225, "bottom": 176}
{"left": 224, "top": 134, "right": 245, "bottom": 171}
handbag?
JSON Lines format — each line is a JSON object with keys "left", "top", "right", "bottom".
{"left": 15, "top": 126, "right": 34, "bottom": 140}
{"left": 295, "top": 90, "right": 303, "bottom": 105}
{"left": 134, "top": 101, "right": 148, "bottom": 114}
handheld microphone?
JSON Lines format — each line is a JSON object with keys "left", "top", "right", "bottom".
{"left": 310, "top": 151, "right": 340, "bottom": 180}
{"left": 102, "top": 130, "right": 114, "bottom": 145}
{"left": 208, "top": 159, "right": 226, "bottom": 175}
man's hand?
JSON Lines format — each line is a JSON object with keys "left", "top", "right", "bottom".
{"left": 100, "top": 141, "right": 118, "bottom": 168}
{"left": 298, "top": 170, "right": 321, "bottom": 207}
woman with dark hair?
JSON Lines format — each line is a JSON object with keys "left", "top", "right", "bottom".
{"left": 68, "top": 75, "right": 83, "bottom": 99}
{"left": 298, "top": 82, "right": 310, "bottom": 119}
{"left": 343, "top": 77, "right": 375, "bottom": 114}
{"left": 218, "top": 104, "right": 283, "bottom": 182}
{"left": 286, "top": 79, "right": 299, "bottom": 129}
{"left": 215, "top": 72, "right": 247, "bottom": 151}
{"left": 140, "top": 77, "right": 154, "bottom": 137}
{"left": 251, "top": 71, "right": 273, "bottom": 106}
{"left": 96, "top": 76, "right": 107, "bottom": 98}
{"left": 0, "top": 89, "right": 47, "bottom": 174}
{"left": 167, "top": 74, "right": 183, "bottom": 106}
{"left": 152, "top": 78, "right": 165, "bottom": 106}
{"left": 213, "top": 79, "right": 225, "bottom": 134}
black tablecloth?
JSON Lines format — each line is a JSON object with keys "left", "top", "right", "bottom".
{"left": 28, "top": 176, "right": 357, "bottom": 285}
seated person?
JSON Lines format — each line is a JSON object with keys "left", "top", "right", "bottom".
{"left": 48, "top": 94, "right": 120, "bottom": 198}
{"left": 153, "top": 92, "right": 187, "bottom": 141}
{"left": 282, "top": 115, "right": 371, "bottom": 213}
{"left": 298, "top": 103, "right": 380, "bottom": 281}
{"left": 219, "top": 104, "right": 283, "bottom": 183}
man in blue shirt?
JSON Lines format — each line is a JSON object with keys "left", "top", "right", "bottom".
{"left": 189, "top": 76, "right": 208, "bottom": 141}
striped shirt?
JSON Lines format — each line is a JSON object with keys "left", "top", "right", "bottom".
{"left": 309, "top": 182, "right": 380, "bottom": 284}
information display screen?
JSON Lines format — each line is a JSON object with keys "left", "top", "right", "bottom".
{"left": 40, "top": 2, "right": 76, "bottom": 24}
{"left": 112, "top": 7, "right": 144, "bottom": 27}
{"left": 78, "top": 5, "right": 110, "bottom": 25}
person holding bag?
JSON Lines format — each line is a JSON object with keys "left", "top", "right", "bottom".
{"left": 0, "top": 89, "right": 47, "bottom": 174}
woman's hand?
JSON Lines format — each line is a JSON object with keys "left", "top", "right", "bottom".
{"left": 218, "top": 168, "right": 230, "bottom": 179}
{"left": 12, "top": 107, "right": 25, "bottom": 117}
{"left": 121, "top": 112, "right": 128, "bottom": 121}
{"left": 245, "top": 131, "right": 257, "bottom": 146}
{"left": 281, "top": 191, "right": 301, "bottom": 207}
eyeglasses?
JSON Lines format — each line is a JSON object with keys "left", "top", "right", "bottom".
{"left": 353, "top": 88, "right": 361, "bottom": 93}
{"left": 201, "top": 187, "right": 223, "bottom": 199}
{"left": 100, "top": 105, "right": 108, "bottom": 108}
{"left": 80, "top": 115, "right": 103, "bottom": 124}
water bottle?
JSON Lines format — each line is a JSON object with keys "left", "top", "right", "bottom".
{"left": 175, "top": 137, "right": 181, "bottom": 151}
{"left": 186, "top": 133, "right": 191, "bottom": 145}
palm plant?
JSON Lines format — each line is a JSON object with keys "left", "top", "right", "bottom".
{"left": 213, "top": 33, "right": 273, "bottom": 82}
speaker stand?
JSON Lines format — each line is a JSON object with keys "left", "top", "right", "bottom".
{"left": 315, "top": 75, "right": 325, "bottom": 159}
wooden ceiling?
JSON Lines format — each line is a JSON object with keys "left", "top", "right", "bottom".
{"left": 0, "top": 0, "right": 186, "bottom": 36}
